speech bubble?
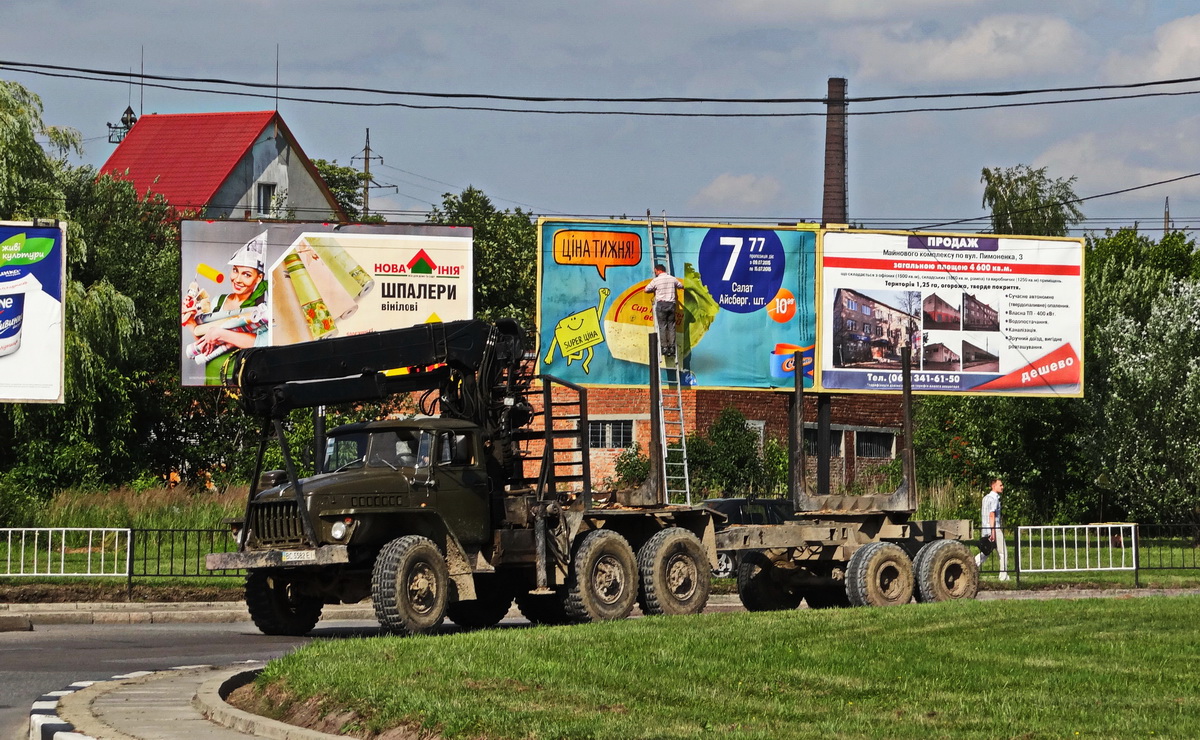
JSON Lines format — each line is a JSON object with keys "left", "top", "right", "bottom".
{"left": 553, "top": 229, "right": 641, "bottom": 279}
{"left": 196, "top": 262, "right": 224, "bottom": 283}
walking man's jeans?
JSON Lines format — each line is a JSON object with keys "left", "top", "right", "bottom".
{"left": 655, "top": 300, "right": 677, "bottom": 356}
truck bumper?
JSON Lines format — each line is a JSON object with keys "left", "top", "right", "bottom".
{"left": 206, "top": 545, "right": 350, "bottom": 571}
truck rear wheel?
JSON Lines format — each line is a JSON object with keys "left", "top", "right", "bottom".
{"left": 446, "top": 574, "right": 514, "bottom": 629}
{"left": 566, "top": 529, "right": 638, "bottom": 621}
{"left": 736, "top": 550, "right": 803, "bottom": 611}
{"left": 372, "top": 535, "right": 449, "bottom": 635}
{"left": 245, "top": 570, "right": 323, "bottom": 636}
{"left": 515, "top": 589, "right": 574, "bottom": 625}
{"left": 914, "top": 539, "right": 978, "bottom": 602}
{"left": 637, "top": 527, "right": 711, "bottom": 616}
{"left": 846, "top": 542, "right": 914, "bottom": 607}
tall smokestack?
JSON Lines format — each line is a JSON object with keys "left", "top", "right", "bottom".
{"left": 822, "top": 77, "right": 848, "bottom": 225}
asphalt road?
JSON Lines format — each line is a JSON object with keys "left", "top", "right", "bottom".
{"left": 0, "top": 618, "right": 384, "bottom": 739}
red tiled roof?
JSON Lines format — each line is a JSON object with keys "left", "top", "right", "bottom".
{"left": 99, "top": 110, "right": 280, "bottom": 212}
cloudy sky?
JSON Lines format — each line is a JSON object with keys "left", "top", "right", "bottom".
{"left": 5, "top": 0, "right": 1200, "bottom": 234}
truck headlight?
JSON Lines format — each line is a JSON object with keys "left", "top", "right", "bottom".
{"left": 331, "top": 520, "right": 349, "bottom": 540}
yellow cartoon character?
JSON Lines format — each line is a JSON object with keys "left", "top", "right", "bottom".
{"left": 543, "top": 287, "right": 611, "bottom": 374}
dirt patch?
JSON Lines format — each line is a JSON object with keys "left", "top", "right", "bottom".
{"left": 0, "top": 582, "right": 242, "bottom": 603}
{"left": 227, "top": 681, "right": 442, "bottom": 739}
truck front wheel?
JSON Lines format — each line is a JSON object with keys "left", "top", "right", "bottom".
{"left": 736, "top": 550, "right": 803, "bottom": 611}
{"left": 637, "top": 527, "right": 710, "bottom": 616}
{"left": 913, "top": 539, "right": 978, "bottom": 602}
{"left": 846, "top": 542, "right": 914, "bottom": 607}
{"left": 372, "top": 535, "right": 449, "bottom": 635}
{"left": 566, "top": 529, "right": 638, "bottom": 621}
{"left": 245, "top": 570, "right": 323, "bottom": 636}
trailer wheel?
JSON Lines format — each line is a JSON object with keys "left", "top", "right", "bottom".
{"left": 914, "top": 539, "right": 979, "bottom": 602}
{"left": 515, "top": 589, "right": 575, "bottom": 625}
{"left": 371, "top": 535, "right": 449, "bottom": 635}
{"left": 446, "top": 574, "right": 514, "bottom": 629}
{"left": 245, "top": 570, "right": 323, "bottom": 636}
{"left": 565, "top": 529, "right": 638, "bottom": 621}
{"left": 846, "top": 542, "right": 914, "bottom": 607}
{"left": 736, "top": 550, "right": 803, "bottom": 611}
{"left": 637, "top": 527, "right": 711, "bottom": 616}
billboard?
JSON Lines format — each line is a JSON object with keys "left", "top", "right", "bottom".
{"left": 538, "top": 219, "right": 817, "bottom": 389}
{"left": 0, "top": 221, "right": 66, "bottom": 403}
{"left": 180, "top": 221, "right": 472, "bottom": 386}
{"left": 817, "top": 230, "right": 1084, "bottom": 396}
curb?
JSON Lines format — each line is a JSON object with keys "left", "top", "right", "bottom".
{"left": 197, "top": 668, "right": 346, "bottom": 739}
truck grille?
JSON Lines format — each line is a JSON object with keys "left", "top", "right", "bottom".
{"left": 249, "top": 499, "right": 307, "bottom": 546}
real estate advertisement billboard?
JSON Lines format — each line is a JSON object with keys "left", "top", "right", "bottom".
{"left": 180, "top": 221, "right": 473, "bottom": 386}
{"left": 817, "top": 230, "right": 1085, "bottom": 397}
{"left": 537, "top": 218, "right": 817, "bottom": 389}
{"left": 0, "top": 221, "right": 66, "bottom": 403}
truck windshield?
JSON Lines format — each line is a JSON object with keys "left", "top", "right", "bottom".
{"left": 367, "top": 429, "right": 423, "bottom": 468}
{"left": 324, "top": 433, "right": 368, "bottom": 473}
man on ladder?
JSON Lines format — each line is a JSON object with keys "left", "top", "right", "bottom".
{"left": 644, "top": 263, "right": 683, "bottom": 358}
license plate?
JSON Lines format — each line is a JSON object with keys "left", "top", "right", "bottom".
{"left": 281, "top": 550, "right": 317, "bottom": 563}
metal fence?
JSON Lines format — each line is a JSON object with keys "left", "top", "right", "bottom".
{"left": 1, "top": 528, "right": 131, "bottom": 577}
{"left": 975, "top": 523, "right": 1200, "bottom": 586}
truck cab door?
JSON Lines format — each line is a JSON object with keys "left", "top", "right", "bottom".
{"left": 431, "top": 431, "right": 490, "bottom": 546}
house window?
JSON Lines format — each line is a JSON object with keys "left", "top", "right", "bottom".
{"left": 847, "top": 298, "right": 858, "bottom": 311}
{"left": 856, "top": 431, "right": 895, "bottom": 458}
{"left": 846, "top": 319, "right": 857, "bottom": 331}
{"left": 256, "top": 183, "right": 277, "bottom": 216}
{"left": 862, "top": 305, "right": 872, "bottom": 316}
{"left": 589, "top": 420, "right": 633, "bottom": 449}
{"left": 863, "top": 323, "right": 872, "bottom": 336}
{"left": 803, "top": 429, "right": 843, "bottom": 456}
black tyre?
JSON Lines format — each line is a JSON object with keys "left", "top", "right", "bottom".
{"left": 914, "top": 539, "right": 979, "bottom": 603}
{"left": 637, "top": 527, "right": 711, "bottom": 616}
{"left": 446, "top": 574, "right": 514, "bottom": 629}
{"left": 371, "top": 535, "right": 449, "bottom": 635}
{"left": 565, "top": 529, "right": 638, "bottom": 621}
{"left": 515, "top": 589, "right": 575, "bottom": 626}
{"left": 845, "top": 542, "right": 914, "bottom": 607}
{"left": 803, "top": 586, "right": 851, "bottom": 609}
{"left": 244, "top": 569, "right": 323, "bottom": 636}
{"left": 736, "top": 550, "right": 803, "bottom": 612}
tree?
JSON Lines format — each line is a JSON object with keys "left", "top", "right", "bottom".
{"left": 427, "top": 187, "right": 536, "bottom": 327}
{"left": 312, "top": 158, "right": 370, "bottom": 221}
{"left": 980, "top": 164, "right": 1084, "bottom": 236}
{"left": 0, "top": 80, "right": 79, "bottom": 220}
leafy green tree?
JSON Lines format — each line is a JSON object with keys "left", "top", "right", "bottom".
{"left": 312, "top": 158, "right": 374, "bottom": 222}
{"left": 0, "top": 80, "right": 79, "bottom": 220}
{"left": 428, "top": 187, "right": 536, "bottom": 328}
{"left": 688, "top": 408, "right": 771, "bottom": 496}
{"left": 980, "top": 164, "right": 1084, "bottom": 236}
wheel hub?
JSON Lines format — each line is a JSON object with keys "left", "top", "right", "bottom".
{"left": 593, "top": 554, "right": 627, "bottom": 605}
{"left": 665, "top": 554, "right": 697, "bottom": 600}
{"left": 407, "top": 562, "right": 439, "bottom": 615}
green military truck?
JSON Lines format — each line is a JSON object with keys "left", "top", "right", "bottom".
{"left": 206, "top": 320, "right": 715, "bottom": 635}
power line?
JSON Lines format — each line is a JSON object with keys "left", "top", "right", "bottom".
{"left": 5, "top": 60, "right": 1200, "bottom": 118}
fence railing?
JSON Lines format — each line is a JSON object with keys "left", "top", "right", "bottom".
{"left": 1018, "top": 523, "right": 1139, "bottom": 577}
{"left": 1, "top": 528, "right": 131, "bottom": 578}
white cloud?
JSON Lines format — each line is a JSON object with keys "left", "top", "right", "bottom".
{"left": 713, "top": 0, "right": 985, "bottom": 23}
{"left": 1036, "top": 121, "right": 1200, "bottom": 205}
{"left": 1105, "top": 14, "right": 1200, "bottom": 81}
{"left": 844, "top": 15, "right": 1089, "bottom": 83}
{"left": 687, "top": 173, "right": 783, "bottom": 212}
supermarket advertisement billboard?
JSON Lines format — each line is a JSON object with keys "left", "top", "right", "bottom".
{"left": 0, "top": 221, "right": 66, "bottom": 403}
{"left": 818, "top": 230, "right": 1084, "bottom": 397}
{"left": 180, "top": 221, "right": 472, "bottom": 386}
{"left": 537, "top": 219, "right": 817, "bottom": 389}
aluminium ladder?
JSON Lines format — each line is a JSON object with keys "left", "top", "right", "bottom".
{"left": 646, "top": 210, "right": 692, "bottom": 505}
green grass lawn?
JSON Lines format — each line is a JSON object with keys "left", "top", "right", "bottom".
{"left": 250, "top": 595, "right": 1200, "bottom": 739}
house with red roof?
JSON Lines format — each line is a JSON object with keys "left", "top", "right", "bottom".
{"left": 100, "top": 110, "right": 346, "bottom": 221}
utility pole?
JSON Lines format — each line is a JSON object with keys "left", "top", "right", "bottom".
{"left": 352, "top": 129, "right": 384, "bottom": 219}
{"left": 1164, "top": 197, "right": 1171, "bottom": 234}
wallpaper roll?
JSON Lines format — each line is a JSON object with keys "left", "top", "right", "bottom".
{"left": 311, "top": 242, "right": 375, "bottom": 298}
{"left": 271, "top": 261, "right": 309, "bottom": 345}
{"left": 299, "top": 247, "right": 358, "bottom": 321}
{"left": 283, "top": 254, "right": 337, "bottom": 340}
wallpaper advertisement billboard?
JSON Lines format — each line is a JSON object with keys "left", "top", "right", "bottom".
{"left": 0, "top": 221, "right": 66, "bottom": 403}
{"left": 818, "top": 230, "right": 1084, "bottom": 397}
{"left": 538, "top": 219, "right": 817, "bottom": 389}
{"left": 180, "top": 221, "right": 473, "bottom": 386}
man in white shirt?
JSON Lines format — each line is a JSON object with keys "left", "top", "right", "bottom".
{"left": 974, "top": 477, "right": 1009, "bottom": 580}
{"left": 643, "top": 263, "right": 683, "bottom": 358}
